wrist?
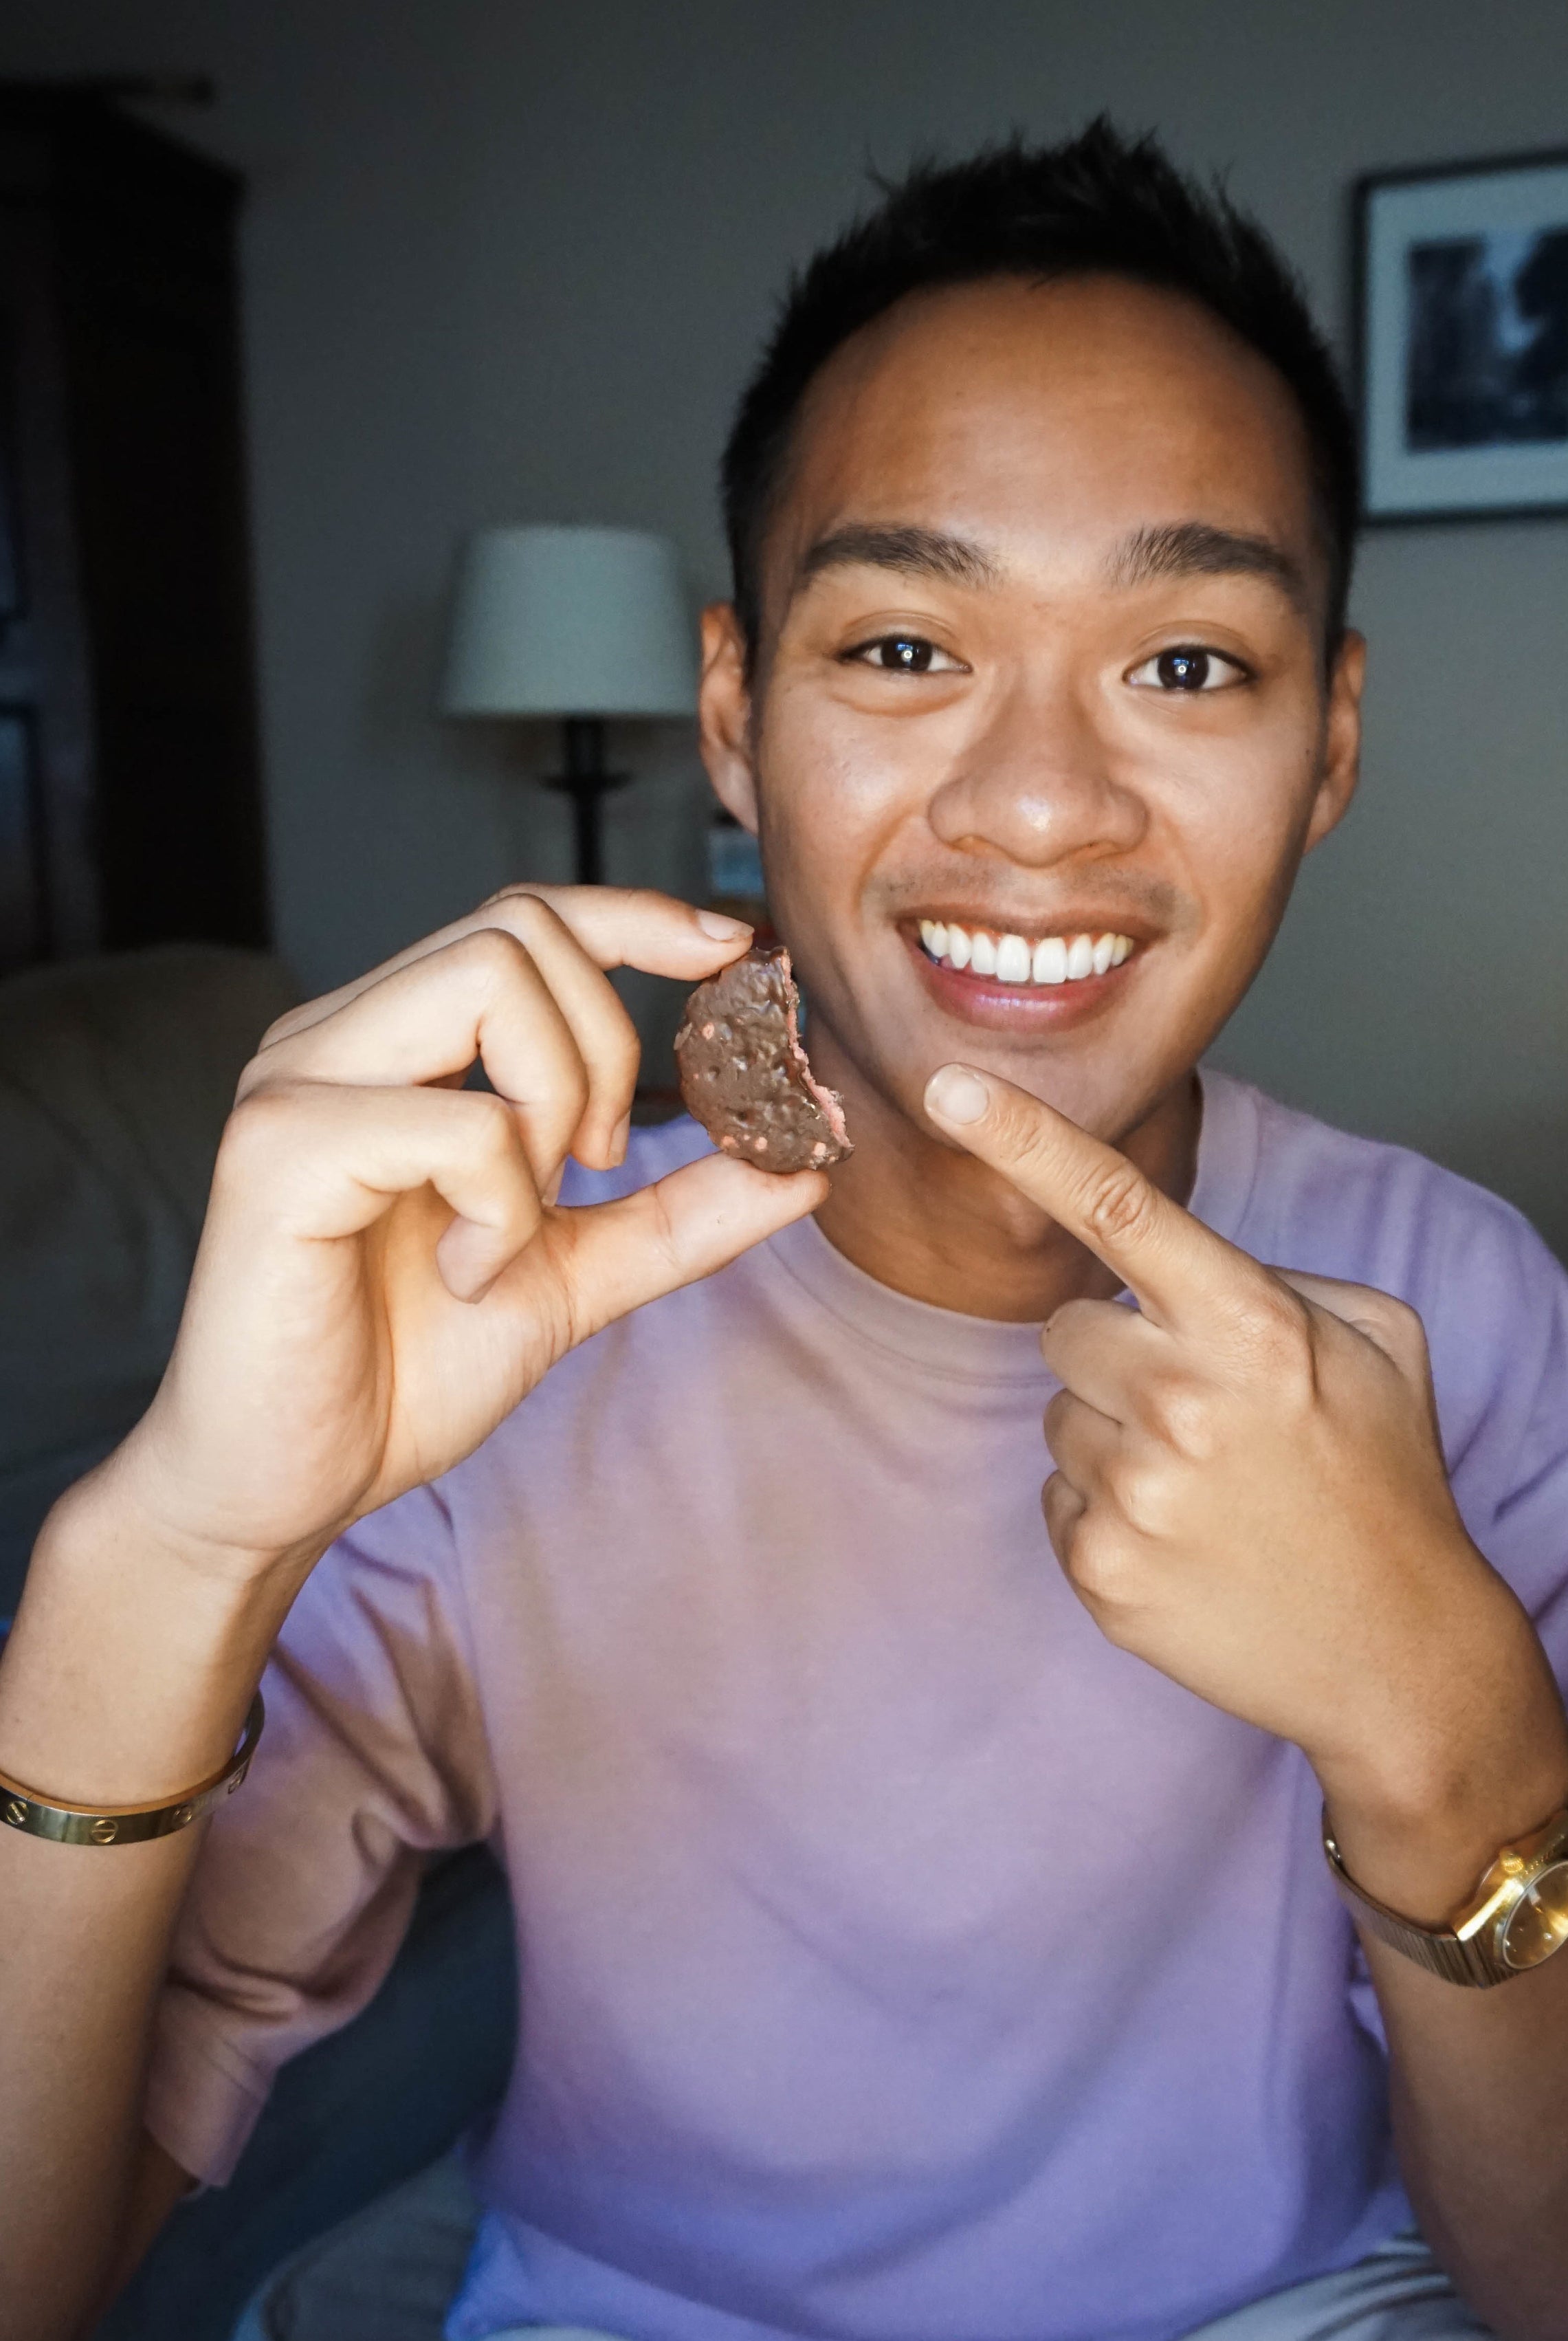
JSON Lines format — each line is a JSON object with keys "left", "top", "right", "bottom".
{"left": 0, "top": 1463, "right": 313, "bottom": 1807}
{"left": 85, "top": 1415, "right": 340, "bottom": 1588}
{"left": 1316, "top": 1616, "right": 1568, "bottom": 1926}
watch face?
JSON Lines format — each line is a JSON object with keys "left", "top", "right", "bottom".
{"left": 1499, "top": 1858, "right": 1568, "bottom": 1971}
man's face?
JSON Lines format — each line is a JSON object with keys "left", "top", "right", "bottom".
{"left": 700, "top": 274, "right": 1363, "bottom": 1150}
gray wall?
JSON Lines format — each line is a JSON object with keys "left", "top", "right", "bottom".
{"left": 5, "top": 1, "right": 1568, "bottom": 1242}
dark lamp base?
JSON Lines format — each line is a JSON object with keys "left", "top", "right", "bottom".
{"left": 544, "top": 715, "right": 629, "bottom": 888}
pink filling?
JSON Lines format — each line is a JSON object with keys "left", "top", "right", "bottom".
{"left": 777, "top": 947, "right": 850, "bottom": 1143}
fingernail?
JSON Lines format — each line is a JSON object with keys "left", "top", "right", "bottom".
{"left": 696, "top": 909, "right": 753, "bottom": 941}
{"left": 925, "top": 1064, "right": 991, "bottom": 1125}
{"left": 609, "top": 1112, "right": 630, "bottom": 1164}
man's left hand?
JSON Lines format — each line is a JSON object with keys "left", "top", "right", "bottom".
{"left": 925, "top": 1062, "right": 1568, "bottom": 1920}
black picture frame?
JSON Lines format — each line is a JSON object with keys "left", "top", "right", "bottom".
{"left": 1354, "top": 147, "right": 1568, "bottom": 525}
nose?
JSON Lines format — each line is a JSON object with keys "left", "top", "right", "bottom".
{"left": 926, "top": 672, "right": 1147, "bottom": 868}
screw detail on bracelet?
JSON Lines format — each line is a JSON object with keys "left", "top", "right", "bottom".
{"left": 0, "top": 1693, "right": 265, "bottom": 1847}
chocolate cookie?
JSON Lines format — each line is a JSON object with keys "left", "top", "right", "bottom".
{"left": 674, "top": 944, "right": 852, "bottom": 1173}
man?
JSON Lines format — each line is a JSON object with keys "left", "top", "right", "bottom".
{"left": 3, "top": 122, "right": 1568, "bottom": 2341}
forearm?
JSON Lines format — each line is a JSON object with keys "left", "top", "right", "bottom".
{"left": 0, "top": 1465, "right": 302, "bottom": 2341}
{"left": 0, "top": 1831, "right": 201, "bottom": 2339}
{"left": 1371, "top": 1939, "right": 1568, "bottom": 2341}
{"left": 1323, "top": 1621, "right": 1568, "bottom": 2341}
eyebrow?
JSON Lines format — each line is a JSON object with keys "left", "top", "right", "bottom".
{"left": 790, "top": 516, "right": 1310, "bottom": 620}
{"left": 795, "top": 523, "right": 1002, "bottom": 594}
{"left": 1108, "top": 520, "right": 1309, "bottom": 612}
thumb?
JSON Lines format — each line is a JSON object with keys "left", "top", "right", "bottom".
{"left": 551, "top": 1152, "right": 828, "bottom": 1345}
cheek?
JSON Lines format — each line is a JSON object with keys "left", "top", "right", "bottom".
{"left": 758, "top": 679, "right": 932, "bottom": 902}
{"left": 1151, "top": 716, "right": 1322, "bottom": 945}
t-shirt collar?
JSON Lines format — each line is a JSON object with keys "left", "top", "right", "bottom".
{"left": 761, "top": 1066, "right": 1262, "bottom": 1383}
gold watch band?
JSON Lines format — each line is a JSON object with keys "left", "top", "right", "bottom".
{"left": 1323, "top": 1805, "right": 1568, "bottom": 1989}
{"left": 0, "top": 1692, "right": 265, "bottom": 1847}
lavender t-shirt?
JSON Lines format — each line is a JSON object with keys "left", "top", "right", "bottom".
{"left": 148, "top": 1070, "right": 1568, "bottom": 2341}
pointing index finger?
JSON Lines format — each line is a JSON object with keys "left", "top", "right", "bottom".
{"left": 923, "top": 1062, "right": 1263, "bottom": 1330}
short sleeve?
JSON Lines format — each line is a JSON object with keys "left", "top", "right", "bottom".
{"left": 1431, "top": 1195, "right": 1568, "bottom": 1686}
{"left": 144, "top": 1480, "right": 497, "bottom": 2184}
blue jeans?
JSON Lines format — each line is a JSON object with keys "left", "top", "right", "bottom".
{"left": 230, "top": 2153, "right": 1494, "bottom": 2341}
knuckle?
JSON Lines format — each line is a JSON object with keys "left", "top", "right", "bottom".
{"left": 217, "top": 1080, "right": 304, "bottom": 1170}
{"left": 258, "top": 1004, "right": 307, "bottom": 1051}
{"left": 1081, "top": 1160, "right": 1160, "bottom": 1250}
{"left": 1063, "top": 1517, "right": 1137, "bottom": 1610}
{"left": 1041, "top": 1482, "right": 1077, "bottom": 1559}
{"left": 489, "top": 888, "right": 562, "bottom": 945}
{"left": 1041, "top": 1463, "right": 1079, "bottom": 1532}
{"left": 454, "top": 923, "right": 533, "bottom": 989}
{"left": 1235, "top": 1285, "right": 1314, "bottom": 1387}
{"left": 1105, "top": 1457, "right": 1171, "bottom": 1538}
{"left": 1367, "top": 1290, "right": 1424, "bottom": 1348}
{"left": 233, "top": 1047, "right": 269, "bottom": 1102}
{"left": 466, "top": 1088, "right": 525, "bottom": 1158}
{"left": 245, "top": 1002, "right": 327, "bottom": 1078}
{"left": 997, "top": 1110, "right": 1062, "bottom": 1185}
{"left": 1142, "top": 1373, "right": 1214, "bottom": 1459}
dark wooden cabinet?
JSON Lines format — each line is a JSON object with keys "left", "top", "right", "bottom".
{"left": 0, "top": 89, "right": 266, "bottom": 970}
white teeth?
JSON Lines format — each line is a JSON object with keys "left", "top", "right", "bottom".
{"left": 920, "top": 922, "right": 1136, "bottom": 985}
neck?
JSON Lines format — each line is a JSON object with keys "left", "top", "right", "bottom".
{"left": 808, "top": 1046, "right": 1202, "bottom": 1322}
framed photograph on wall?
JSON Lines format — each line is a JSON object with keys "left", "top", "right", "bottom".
{"left": 1356, "top": 150, "right": 1568, "bottom": 523}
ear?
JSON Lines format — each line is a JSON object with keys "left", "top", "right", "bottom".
{"left": 1303, "top": 629, "right": 1366, "bottom": 854}
{"left": 698, "top": 603, "right": 760, "bottom": 834}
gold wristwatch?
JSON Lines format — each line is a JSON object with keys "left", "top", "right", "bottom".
{"left": 1323, "top": 1805, "right": 1568, "bottom": 1988}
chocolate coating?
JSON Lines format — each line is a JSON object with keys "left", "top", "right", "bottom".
{"left": 675, "top": 944, "right": 852, "bottom": 1173}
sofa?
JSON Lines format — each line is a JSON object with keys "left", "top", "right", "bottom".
{"left": 0, "top": 945, "right": 516, "bottom": 2341}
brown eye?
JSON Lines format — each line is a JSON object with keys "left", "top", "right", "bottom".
{"left": 846, "top": 633, "right": 964, "bottom": 675}
{"left": 1127, "top": 645, "right": 1249, "bottom": 692}
{"left": 877, "top": 637, "right": 934, "bottom": 672}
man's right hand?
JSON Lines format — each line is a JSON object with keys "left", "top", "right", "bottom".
{"left": 107, "top": 885, "right": 826, "bottom": 1583}
{"left": 2, "top": 885, "right": 825, "bottom": 2341}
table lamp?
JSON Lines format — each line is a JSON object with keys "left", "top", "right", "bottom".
{"left": 440, "top": 524, "right": 698, "bottom": 886}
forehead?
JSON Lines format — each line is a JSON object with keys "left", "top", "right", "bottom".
{"left": 769, "top": 274, "right": 1322, "bottom": 595}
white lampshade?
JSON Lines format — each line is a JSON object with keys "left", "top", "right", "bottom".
{"left": 440, "top": 524, "right": 697, "bottom": 719}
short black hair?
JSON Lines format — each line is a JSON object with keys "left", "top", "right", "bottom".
{"left": 722, "top": 120, "right": 1358, "bottom": 665}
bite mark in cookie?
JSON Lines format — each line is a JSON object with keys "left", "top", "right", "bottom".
{"left": 674, "top": 944, "right": 852, "bottom": 1174}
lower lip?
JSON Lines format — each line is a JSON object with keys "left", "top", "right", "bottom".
{"left": 905, "top": 933, "right": 1136, "bottom": 1031}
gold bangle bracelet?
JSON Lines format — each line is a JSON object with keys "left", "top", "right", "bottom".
{"left": 0, "top": 1693, "right": 265, "bottom": 1846}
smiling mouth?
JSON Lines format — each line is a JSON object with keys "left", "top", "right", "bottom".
{"left": 916, "top": 918, "right": 1137, "bottom": 987}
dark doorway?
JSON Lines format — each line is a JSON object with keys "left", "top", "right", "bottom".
{"left": 0, "top": 87, "right": 267, "bottom": 971}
